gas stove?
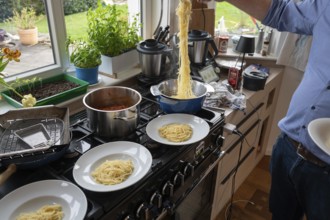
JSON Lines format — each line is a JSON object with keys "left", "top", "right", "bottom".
{"left": 0, "top": 76, "right": 225, "bottom": 220}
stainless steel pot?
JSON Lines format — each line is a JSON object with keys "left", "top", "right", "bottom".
{"left": 136, "top": 39, "right": 174, "bottom": 78}
{"left": 83, "top": 86, "right": 142, "bottom": 138}
{"left": 150, "top": 79, "right": 214, "bottom": 114}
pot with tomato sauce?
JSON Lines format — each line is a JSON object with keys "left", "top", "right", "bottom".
{"left": 83, "top": 86, "right": 142, "bottom": 138}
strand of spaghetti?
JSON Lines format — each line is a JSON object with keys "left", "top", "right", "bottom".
{"left": 92, "top": 160, "right": 134, "bottom": 185}
{"left": 174, "top": 0, "right": 196, "bottom": 99}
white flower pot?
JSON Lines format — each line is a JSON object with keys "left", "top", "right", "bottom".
{"left": 99, "top": 50, "right": 139, "bottom": 76}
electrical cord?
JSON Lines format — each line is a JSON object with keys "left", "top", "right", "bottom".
{"left": 226, "top": 129, "right": 244, "bottom": 220}
{"left": 225, "top": 199, "right": 256, "bottom": 219}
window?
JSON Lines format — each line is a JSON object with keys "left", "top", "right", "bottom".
{"left": 215, "top": 2, "right": 259, "bottom": 35}
{"left": 0, "top": 0, "right": 142, "bottom": 80}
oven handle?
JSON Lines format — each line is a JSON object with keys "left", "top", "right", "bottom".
{"left": 155, "top": 151, "right": 226, "bottom": 220}
{"left": 196, "top": 150, "right": 226, "bottom": 186}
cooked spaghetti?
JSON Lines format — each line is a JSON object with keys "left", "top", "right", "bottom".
{"left": 159, "top": 123, "right": 193, "bottom": 142}
{"left": 91, "top": 160, "right": 134, "bottom": 185}
{"left": 16, "top": 204, "right": 64, "bottom": 220}
{"left": 173, "top": 0, "right": 196, "bottom": 99}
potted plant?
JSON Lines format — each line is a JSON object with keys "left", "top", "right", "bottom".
{"left": 66, "top": 37, "right": 101, "bottom": 85}
{"left": 87, "top": 1, "right": 141, "bottom": 76}
{"left": 0, "top": 47, "right": 89, "bottom": 108}
{"left": 6, "top": 7, "right": 41, "bottom": 45}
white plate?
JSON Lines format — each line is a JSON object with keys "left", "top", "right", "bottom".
{"left": 308, "top": 118, "right": 330, "bottom": 156}
{"left": 0, "top": 180, "right": 87, "bottom": 220}
{"left": 73, "top": 141, "right": 152, "bottom": 192}
{"left": 146, "top": 113, "right": 210, "bottom": 146}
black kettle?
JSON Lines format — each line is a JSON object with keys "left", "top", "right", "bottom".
{"left": 188, "top": 30, "right": 218, "bottom": 66}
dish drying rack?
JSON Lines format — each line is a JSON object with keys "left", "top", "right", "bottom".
{"left": 0, "top": 106, "right": 70, "bottom": 160}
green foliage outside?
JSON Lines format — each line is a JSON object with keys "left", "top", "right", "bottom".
{"left": 1, "top": 3, "right": 257, "bottom": 40}
{"left": 215, "top": 2, "right": 260, "bottom": 35}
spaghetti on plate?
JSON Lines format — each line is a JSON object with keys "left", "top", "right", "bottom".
{"left": 92, "top": 159, "right": 134, "bottom": 185}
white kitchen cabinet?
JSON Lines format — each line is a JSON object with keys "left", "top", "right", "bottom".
{"left": 211, "top": 66, "right": 283, "bottom": 219}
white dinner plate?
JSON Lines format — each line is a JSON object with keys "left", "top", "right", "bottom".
{"left": 0, "top": 180, "right": 87, "bottom": 220}
{"left": 146, "top": 113, "right": 210, "bottom": 146}
{"left": 73, "top": 141, "right": 152, "bottom": 192}
{"left": 308, "top": 118, "right": 330, "bottom": 156}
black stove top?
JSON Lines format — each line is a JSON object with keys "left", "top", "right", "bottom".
{"left": 0, "top": 77, "right": 225, "bottom": 220}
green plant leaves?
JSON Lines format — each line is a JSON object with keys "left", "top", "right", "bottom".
{"left": 87, "top": 2, "right": 141, "bottom": 57}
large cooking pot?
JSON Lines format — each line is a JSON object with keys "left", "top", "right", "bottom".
{"left": 83, "top": 86, "right": 142, "bottom": 138}
{"left": 150, "top": 79, "right": 213, "bottom": 114}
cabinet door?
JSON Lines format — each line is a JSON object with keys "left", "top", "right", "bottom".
{"left": 212, "top": 119, "right": 261, "bottom": 219}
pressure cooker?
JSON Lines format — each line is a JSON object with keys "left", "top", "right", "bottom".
{"left": 136, "top": 39, "right": 174, "bottom": 78}
{"left": 188, "top": 30, "right": 219, "bottom": 66}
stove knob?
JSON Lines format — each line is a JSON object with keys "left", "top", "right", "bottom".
{"left": 136, "top": 202, "right": 151, "bottom": 220}
{"left": 183, "top": 162, "right": 195, "bottom": 177}
{"left": 173, "top": 171, "right": 184, "bottom": 187}
{"left": 123, "top": 215, "right": 135, "bottom": 220}
{"left": 150, "top": 191, "right": 162, "bottom": 209}
{"left": 162, "top": 181, "right": 174, "bottom": 197}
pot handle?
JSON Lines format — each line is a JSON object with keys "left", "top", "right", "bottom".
{"left": 0, "top": 164, "right": 16, "bottom": 186}
{"left": 150, "top": 84, "right": 161, "bottom": 96}
{"left": 163, "top": 48, "right": 176, "bottom": 76}
{"left": 203, "top": 38, "right": 219, "bottom": 62}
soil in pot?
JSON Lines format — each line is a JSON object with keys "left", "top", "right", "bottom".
{"left": 8, "top": 80, "right": 79, "bottom": 102}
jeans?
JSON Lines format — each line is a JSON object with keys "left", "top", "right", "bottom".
{"left": 269, "top": 133, "right": 330, "bottom": 220}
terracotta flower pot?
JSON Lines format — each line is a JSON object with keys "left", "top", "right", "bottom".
{"left": 18, "top": 27, "right": 38, "bottom": 45}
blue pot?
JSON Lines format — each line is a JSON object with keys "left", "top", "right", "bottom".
{"left": 150, "top": 79, "right": 213, "bottom": 114}
{"left": 75, "top": 66, "right": 99, "bottom": 85}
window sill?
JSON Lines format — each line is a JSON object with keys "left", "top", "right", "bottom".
{"left": 0, "top": 66, "right": 142, "bottom": 115}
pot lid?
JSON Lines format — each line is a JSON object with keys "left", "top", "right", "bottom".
{"left": 188, "top": 30, "right": 210, "bottom": 41}
{"left": 244, "top": 70, "right": 269, "bottom": 79}
{"left": 136, "top": 39, "right": 167, "bottom": 54}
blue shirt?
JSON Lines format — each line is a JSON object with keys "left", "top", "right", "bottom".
{"left": 263, "top": 0, "right": 330, "bottom": 164}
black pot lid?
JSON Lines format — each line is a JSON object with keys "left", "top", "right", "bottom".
{"left": 136, "top": 39, "right": 167, "bottom": 54}
{"left": 188, "top": 30, "right": 210, "bottom": 41}
{"left": 244, "top": 70, "right": 269, "bottom": 79}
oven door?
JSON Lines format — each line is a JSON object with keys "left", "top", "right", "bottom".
{"left": 157, "top": 151, "right": 225, "bottom": 220}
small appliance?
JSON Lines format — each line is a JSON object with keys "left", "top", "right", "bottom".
{"left": 188, "top": 30, "right": 218, "bottom": 66}
{"left": 136, "top": 39, "right": 174, "bottom": 78}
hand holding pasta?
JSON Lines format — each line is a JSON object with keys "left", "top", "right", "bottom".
{"left": 92, "top": 160, "right": 134, "bottom": 185}
{"left": 159, "top": 123, "right": 193, "bottom": 142}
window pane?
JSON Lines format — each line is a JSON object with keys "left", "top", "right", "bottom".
{"left": 215, "top": 2, "right": 259, "bottom": 35}
{"left": 0, "top": 0, "right": 55, "bottom": 76}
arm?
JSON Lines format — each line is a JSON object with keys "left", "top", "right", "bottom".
{"left": 198, "top": 0, "right": 272, "bottom": 21}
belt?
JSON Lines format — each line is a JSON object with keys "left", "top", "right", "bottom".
{"left": 287, "top": 136, "right": 328, "bottom": 167}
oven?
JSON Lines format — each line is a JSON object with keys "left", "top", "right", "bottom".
{"left": 0, "top": 74, "right": 225, "bottom": 220}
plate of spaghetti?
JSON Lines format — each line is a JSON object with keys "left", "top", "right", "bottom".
{"left": 73, "top": 141, "right": 152, "bottom": 192}
{"left": 0, "top": 180, "right": 87, "bottom": 220}
{"left": 146, "top": 114, "right": 210, "bottom": 146}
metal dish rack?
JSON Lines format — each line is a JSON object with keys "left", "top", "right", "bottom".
{"left": 0, "top": 106, "right": 70, "bottom": 162}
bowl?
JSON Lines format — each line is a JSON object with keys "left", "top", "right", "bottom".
{"left": 150, "top": 79, "right": 213, "bottom": 114}
{"left": 308, "top": 118, "right": 330, "bottom": 156}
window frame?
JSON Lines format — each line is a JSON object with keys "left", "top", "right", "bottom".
{"left": 6, "top": 0, "right": 146, "bottom": 82}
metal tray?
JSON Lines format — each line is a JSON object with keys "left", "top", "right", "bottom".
{"left": 0, "top": 106, "right": 70, "bottom": 159}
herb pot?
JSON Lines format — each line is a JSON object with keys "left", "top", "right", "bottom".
{"left": 75, "top": 66, "right": 99, "bottom": 85}
{"left": 83, "top": 86, "right": 142, "bottom": 138}
{"left": 150, "top": 79, "right": 213, "bottom": 114}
